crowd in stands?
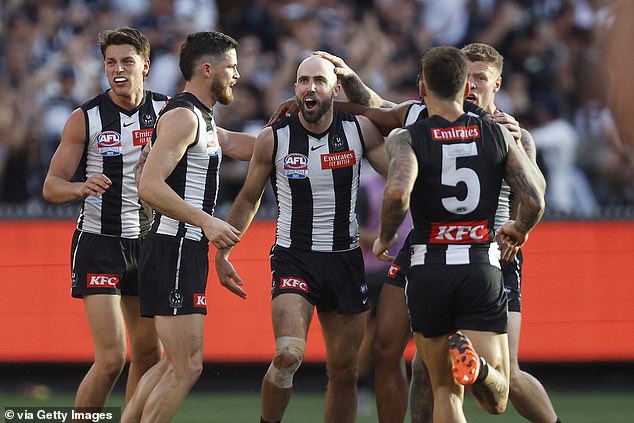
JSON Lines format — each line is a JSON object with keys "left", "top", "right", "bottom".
{"left": 1, "top": 0, "right": 632, "bottom": 219}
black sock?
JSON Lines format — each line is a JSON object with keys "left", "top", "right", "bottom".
{"left": 260, "top": 418, "right": 280, "bottom": 423}
{"left": 475, "top": 356, "right": 489, "bottom": 383}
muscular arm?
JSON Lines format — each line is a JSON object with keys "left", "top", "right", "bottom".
{"left": 215, "top": 127, "right": 274, "bottom": 297}
{"left": 217, "top": 126, "right": 256, "bottom": 161}
{"left": 42, "top": 108, "right": 112, "bottom": 203}
{"left": 339, "top": 100, "right": 414, "bottom": 136}
{"left": 374, "top": 128, "right": 418, "bottom": 259}
{"left": 502, "top": 127, "right": 546, "bottom": 237}
{"left": 358, "top": 115, "right": 388, "bottom": 177}
{"left": 509, "top": 127, "right": 542, "bottom": 220}
{"left": 138, "top": 108, "right": 240, "bottom": 248}
{"left": 313, "top": 50, "right": 395, "bottom": 108}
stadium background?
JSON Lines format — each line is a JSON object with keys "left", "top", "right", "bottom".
{"left": 1, "top": 0, "right": 633, "bottom": 421}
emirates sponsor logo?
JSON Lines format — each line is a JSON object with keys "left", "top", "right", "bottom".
{"left": 431, "top": 125, "right": 480, "bottom": 141}
{"left": 321, "top": 150, "right": 356, "bottom": 169}
{"left": 430, "top": 220, "right": 489, "bottom": 244}
{"left": 132, "top": 128, "right": 153, "bottom": 146}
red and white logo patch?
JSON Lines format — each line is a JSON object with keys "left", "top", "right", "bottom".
{"left": 132, "top": 128, "right": 153, "bottom": 146}
{"left": 431, "top": 125, "right": 480, "bottom": 141}
{"left": 321, "top": 150, "right": 356, "bottom": 169}
{"left": 87, "top": 273, "right": 119, "bottom": 288}
{"left": 429, "top": 220, "right": 489, "bottom": 244}
{"left": 193, "top": 294, "right": 206, "bottom": 308}
{"left": 279, "top": 277, "right": 309, "bottom": 293}
{"left": 387, "top": 264, "right": 401, "bottom": 279}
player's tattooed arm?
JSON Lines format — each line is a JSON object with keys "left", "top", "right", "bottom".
{"left": 379, "top": 128, "right": 417, "bottom": 244}
{"left": 313, "top": 50, "right": 395, "bottom": 108}
{"left": 504, "top": 130, "right": 545, "bottom": 235}
{"left": 135, "top": 143, "right": 153, "bottom": 219}
{"left": 519, "top": 128, "right": 537, "bottom": 163}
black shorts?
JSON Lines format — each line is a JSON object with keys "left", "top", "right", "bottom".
{"left": 406, "top": 264, "right": 507, "bottom": 338}
{"left": 270, "top": 245, "right": 368, "bottom": 314}
{"left": 70, "top": 230, "right": 142, "bottom": 298}
{"left": 502, "top": 249, "right": 523, "bottom": 313}
{"left": 139, "top": 233, "right": 209, "bottom": 317}
{"left": 385, "top": 241, "right": 411, "bottom": 289}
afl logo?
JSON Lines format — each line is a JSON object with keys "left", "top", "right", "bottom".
{"left": 283, "top": 153, "right": 308, "bottom": 179}
{"left": 97, "top": 131, "right": 122, "bottom": 156}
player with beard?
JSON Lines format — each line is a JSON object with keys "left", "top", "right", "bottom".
{"left": 120, "top": 31, "right": 254, "bottom": 423}
{"left": 214, "top": 55, "right": 387, "bottom": 423}
{"left": 373, "top": 45, "right": 545, "bottom": 422}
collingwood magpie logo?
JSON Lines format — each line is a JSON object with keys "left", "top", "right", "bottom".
{"left": 331, "top": 136, "right": 344, "bottom": 151}
{"left": 169, "top": 289, "right": 183, "bottom": 308}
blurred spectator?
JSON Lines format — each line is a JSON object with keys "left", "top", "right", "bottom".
{"left": 0, "top": 0, "right": 630, "bottom": 218}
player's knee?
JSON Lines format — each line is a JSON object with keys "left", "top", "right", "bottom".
{"left": 265, "top": 336, "right": 306, "bottom": 389}
{"left": 97, "top": 350, "right": 126, "bottom": 379}
{"left": 326, "top": 358, "right": 359, "bottom": 387}
{"left": 483, "top": 399, "right": 508, "bottom": 415}
{"left": 371, "top": 335, "right": 400, "bottom": 364}
{"left": 130, "top": 345, "right": 162, "bottom": 372}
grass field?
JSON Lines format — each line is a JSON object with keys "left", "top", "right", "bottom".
{"left": 2, "top": 389, "right": 633, "bottom": 422}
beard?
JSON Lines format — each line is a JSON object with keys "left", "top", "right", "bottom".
{"left": 212, "top": 78, "right": 233, "bottom": 105}
{"left": 299, "top": 92, "right": 335, "bottom": 123}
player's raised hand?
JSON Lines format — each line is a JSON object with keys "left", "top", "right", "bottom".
{"left": 266, "top": 96, "right": 298, "bottom": 127}
{"left": 313, "top": 50, "right": 356, "bottom": 80}
{"left": 492, "top": 110, "right": 521, "bottom": 143}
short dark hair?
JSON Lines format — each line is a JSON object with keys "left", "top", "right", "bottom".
{"left": 179, "top": 32, "right": 238, "bottom": 81}
{"left": 421, "top": 46, "right": 468, "bottom": 99}
{"left": 98, "top": 26, "right": 150, "bottom": 60}
{"left": 461, "top": 43, "right": 504, "bottom": 74}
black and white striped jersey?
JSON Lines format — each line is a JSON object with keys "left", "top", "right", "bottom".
{"left": 270, "top": 111, "right": 366, "bottom": 252}
{"left": 149, "top": 92, "right": 222, "bottom": 244}
{"left": 404, "top": 100, "right": 512, "bottom": 230}
{"left": 77, "top": 90, "right": 168, "bottom": 238}
{"left": 406, "top": 113, "right": 508, "bottom": 267}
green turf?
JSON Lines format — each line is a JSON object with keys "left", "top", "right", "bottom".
{"left": 1, "top": 389, "right": 633, "bottom": 422}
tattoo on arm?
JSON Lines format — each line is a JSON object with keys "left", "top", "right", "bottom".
{"left": 340, "top": 75, "right": 394, "bottom": 108}
{"left": 505, "top": 140, "right": 545, "bottom": 233}
{"left": 519, "top": 128, "right": 537, "bottom": 163}
{"left": 380, "top": 130, "right": 416, "bottom": 241}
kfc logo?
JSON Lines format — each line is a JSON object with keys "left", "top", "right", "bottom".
{"left": 194, "top": 294, "right": 206, "bottom": 308}
{"left": 87, "top": 273, "right": 119, "bottom": 288}
{"left": 387, "top": 264, "right": 401, "bottom": 279}
{"left": 280, "top": 277, "right": 309, "bottom": 293}
{"left": 430, "top": 220, "right": 489, "bottom": 244}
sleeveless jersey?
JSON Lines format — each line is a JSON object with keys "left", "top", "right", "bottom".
{"left": 149, "top": 92, "right": 222, "bottom": 244}
{"left": 404, "top": 101, "right": 512, "bottom": 230}
{"left": 406, "top": 113, "right": 508, "bottom": 266}
{"left": 271, "top": 111, "right": 366, "bottom": 252}
{"left": 78, "top": 90, "right": 168, "bottom": 238}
